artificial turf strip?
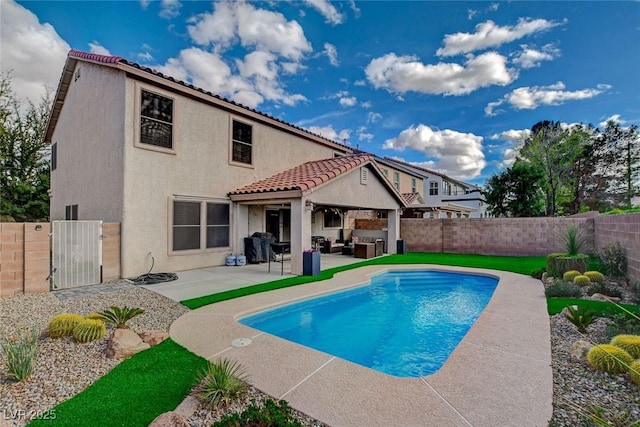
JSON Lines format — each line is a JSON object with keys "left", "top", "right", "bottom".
{"left": 28, "top": 339, "right": 207, "bottom": 427}
{"left": 546, "top": 298, "right": 640, "bottom": 316}
{"left": 181, "top": 252, "right": 546, "bottom": 309}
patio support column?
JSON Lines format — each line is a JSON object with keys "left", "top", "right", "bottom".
{"left": 290, "top": 198, "right": 311, "bottom": 275}
{"left": 387, "top": 208, "right": 400, "bottom": 254}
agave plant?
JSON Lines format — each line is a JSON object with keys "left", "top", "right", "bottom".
{"left": 195, "top": 358, "right": 250, "bottom": 408}
{"left": 565, "top": 305, "right": 596, "bottom": 334}
{"left": 561, "top": 224, "right": 590, "bottom": 257}
{"left": 99, "top": 306, "right": 145, "bottom": 328}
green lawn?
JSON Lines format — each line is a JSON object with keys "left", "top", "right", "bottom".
{"left": 33, "top": 252, "right": 639, "bottom": 426}
{"left": 546, "top": 298, "right": 640, "bottom": 316}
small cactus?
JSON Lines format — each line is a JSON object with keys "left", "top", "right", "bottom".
{"left": 573, "top": 275, "right": 591, "bottom": 287}
{"left": 85, "top": 312, "right": 104, "bottom": 320}
{"left": 610, "top": 335, "right": 640, "bottom": 359}
{"left": 563, "top": 270, "right": 582, "bottom": 282}
{"left": 48, "top": 313, "right": 85, "bottom": 338}
{"left": 587, "top": 344, "right": 633, "bottom": 374}
{"left": 629, "top": 359, "right": 640, "bottom": 385}
{"left": 73, "top": 319, "right": 106, "bottom": 343}
{"left": 583, "top": 271, "right": 605, "bottom": 283}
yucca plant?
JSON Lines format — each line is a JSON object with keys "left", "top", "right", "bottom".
{"left": 561, "top": 224, "right": 589, "bottom": 257}
{"left": 99, "top": 306, "right": 145, "bottom": 328}
{"left": 0, "top": 329, "right": 39, "bottom": 381}
{"left": 565, "top": 305, "right": 597, "bottom": 334}
{"left": 195, "top": 358, "right": 250, "bottom": 408}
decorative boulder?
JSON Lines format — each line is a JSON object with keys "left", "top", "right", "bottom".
{"left": 106, "top": 328, "right": 150, "bottom": 359}
{"left": 560, "top": 305, "right": 579, "bottom": 318}
{"left": 569, "top": 340, "right": 593, "bottom": 362}
{"left": 139, "top": 329, "right": 169, "bottom": 346}
{"left": 148, "top": 411, "right": 190, "bottom": 427}
{"left": 590, "top": 293, "right": 621, "bottom": 303}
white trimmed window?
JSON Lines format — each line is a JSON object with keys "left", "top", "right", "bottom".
{"left": 231, "top": 120, "right": 252, "bottom": 165}
{"left": 140, "top": 89, "right": 173, "bottom": 149}
{"left": 411, "top": 178, "right": 416, "bottom": 193}
{"left": 172, "top": 199, "right": 230, "bottom": 252}
{"left": 429, "top": 181, "right": 438, "bottom": 196}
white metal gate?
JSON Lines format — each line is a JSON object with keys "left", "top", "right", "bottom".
{"left": 52, "top": 221, "right": 103, "bottom": 289}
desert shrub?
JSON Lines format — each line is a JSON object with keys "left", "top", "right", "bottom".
{"left": 73, "top": 319, "right": 106, "bottom": 343}
{"left": 583, "top": 271, "right": 605, "bottom": 283}
{"left": 565, "top": 305, "right": 597, "bottom": 334}
{"left": 99, "top": 306, "right": 144, "bottom": 329}
{"left": 573, "top": 275, "right": 591, "bottom": 287}
{"left": 605, "top": 313, "right": 640, "bottom": 340}
{"left": 195, "top": 358, "right": 250, "bottom": 408}
{"left": 598, "top": 242, "right": 627, "bottom": 277}
{"left": 561, "top": 224, "right": 590, "bottom": 256}
{"left": 0, "top": 329, "right": 38, "bottom": 381}
{"left": 48, "top": 313, "right": 85, "bottom": 338}
{"left": 630, "top": 282, "right": 640, "bottom": 304}
{"left": 586, "top": 282, "right": 623, "bottom": 298}
{"left": 530, "top": 268, "right": 545, "bottom": 280}
{"left": 610, "top": 335, "right": 640, "bottom": 359}
{"left": 563, "top": 270, "right": 582, "bottom": 281}
{"left": 587, "top": 344, "right": 633, "bottom": 374}
{"left": 546, "top": 253, "right": 566, "bottom": 278}
{"left": 545, "top": 281, "right": 583, "bottom": 298}
{"left": 213, "top": 399, "right": 302, "bottom": 427}
{"left": 629, "top": 359, "right": 640, "bottom": 385}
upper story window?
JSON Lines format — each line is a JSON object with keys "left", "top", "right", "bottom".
{"left": 393, "top": 172, "right": 400, "bottom": 190}
{"left": 140, "top": 90, "right": 173, "bottom": 149}
{"left": 429, "top": 181, "right": 438, "bottom": 196}
{"left": 443, "top": 181, "right": 451, "bottom": 196}
{"left": 411, "top": 178, "right": 416, "bottom": 193}
{"left": 383, "top": 168, "right": 389, "bottom": 177}
{"left": 232, "top": 120, "right": 252, "bottom": 165}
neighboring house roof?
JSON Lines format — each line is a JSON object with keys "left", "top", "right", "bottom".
{"left": 374, "top": 156, "right": 425, "bottom": 180}
{"left": 382, "top": 156, "right": 475, "bottom": 189}
{"left": 229, "top": 154, "right": 407, "bottom": 206}
{"left": 44, "top": 50, "right": 351, "bottom": 154}
{"left": 402, "top": 193, "right": 425, "bottom": 205}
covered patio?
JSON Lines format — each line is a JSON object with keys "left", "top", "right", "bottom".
{"left": 228, "top": 154, "right": 407, "bottom": 275}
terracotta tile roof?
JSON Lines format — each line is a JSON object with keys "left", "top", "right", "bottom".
{"left": 59, "top": 50, "right": 347, "bottom": 149}
{"left": 229, "top": 154, "right": 373, "bottom": 195}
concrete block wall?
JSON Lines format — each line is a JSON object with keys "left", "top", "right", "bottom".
{"left": 0, "top": 223, "right": 50, "bottom": 297}
{"left": 102, "top": 223, "right": 121, "bottom": 281}
{"left": 594, "top": 213, "right": 640, "bottom": 283}
{"left": 0, "top": 222, "right": 121, "bottom": 296}
{"left": 398, "top": 217, "right": 594, "bottom": 256}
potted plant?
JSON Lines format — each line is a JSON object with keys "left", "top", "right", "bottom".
{"left": 547, "top": 225, "right": 590, "bottom": 277}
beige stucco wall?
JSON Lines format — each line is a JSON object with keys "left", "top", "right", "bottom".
{"left": 379, "top": 165, "right": 423, "bottom": 196}
{"left": 50, "top": 62, "right": 125, "bottom": 222}
{"left": 119, "top": 78, "right": 350, "bottom": 277}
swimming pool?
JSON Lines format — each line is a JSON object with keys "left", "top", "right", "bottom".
{"left": 239, "top": 270, "right": 498, "bottom": 377}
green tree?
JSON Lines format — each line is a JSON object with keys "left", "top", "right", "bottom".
{"left": 599, "top": 120, "right": 639, "bottom": 208}
{"left": 520, "top": 121, "right": 582, "bottom": 216}
{"left": 0, "top": 74, "right": 51, "bottom": 222}
{"left": 483, "top": 161, "right": 545, "bottom": 217}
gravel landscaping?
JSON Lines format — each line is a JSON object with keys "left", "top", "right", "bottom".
{"left": 1, "top": 281, "right": 639, "bottom": 427}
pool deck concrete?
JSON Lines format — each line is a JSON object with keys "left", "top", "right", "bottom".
{"left": 170, "top": 264, "right": 553, "bottom": 427}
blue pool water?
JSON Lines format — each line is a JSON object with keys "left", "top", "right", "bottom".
{"left": 239, "top": 270, "right": 498, "bottom": 377}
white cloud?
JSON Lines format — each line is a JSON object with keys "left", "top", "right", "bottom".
{"left": 485, "top": 81, "right": 611, "bottom": 116}
{"left": 358, "top": 132, "right": 374, "bottom": 142}
{"left": 339, "top": 96, "right": 357, "bottom": 107}
{"left": 0, "top": 0, "right": 70, "bottom": 103}
{"left": 512, "top": 44, "right": 560, "bottom": 68}
{"left": 365, "top": 51, "right": 516, "bottom": 96}
{"left": 88, "top": 41, "right": 111, "bottom": 55}
{"left": 304, "top": 0, "right": 345, "bottom": 25}
{"left": 348, "top": 0, "right": 361, "bottom": 18}
{"left": 502, "top": 148, "right": 519, "bottom": 167}
{"left": 489, "top": 129, "right": 531, "bottom": 143}
{"left": 367, "top": 112, "right": 382, "bottom": 123}
{"left": 307, "top": 125, "right": 351, "bottom": 143}
{"left": 599, "top": 114, "right": 626, "bottom": 128}
{"left": 140, "top": 0, "right": 151, "bottom": 10}
{"left": 188, "top": 2, "right": 312, "bottom": 61}
{"left": 437, "top": 18, "right": 564, "bottom": 56}
{"left": 159, "top": 0, "right": 181, "bottom": 19}
{"left": 138, "top": 52, "right": 154, "bottom": 62}
{"left": 323, "top": 42, "right": 339, "bottom": 66}
{"left": 360, "top": 101, "right": 372, "bottom": 109}
{"left": 383, "top": 124, "right": 486, "bottom": 179}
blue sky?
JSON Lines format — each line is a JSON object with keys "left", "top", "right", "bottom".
{"left": 2, "top": 1, "right": 639, "bottom": 185}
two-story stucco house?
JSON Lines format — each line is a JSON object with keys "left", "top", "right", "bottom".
{"left": 45, "top": 50, "right": 405, "bottom": 277}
